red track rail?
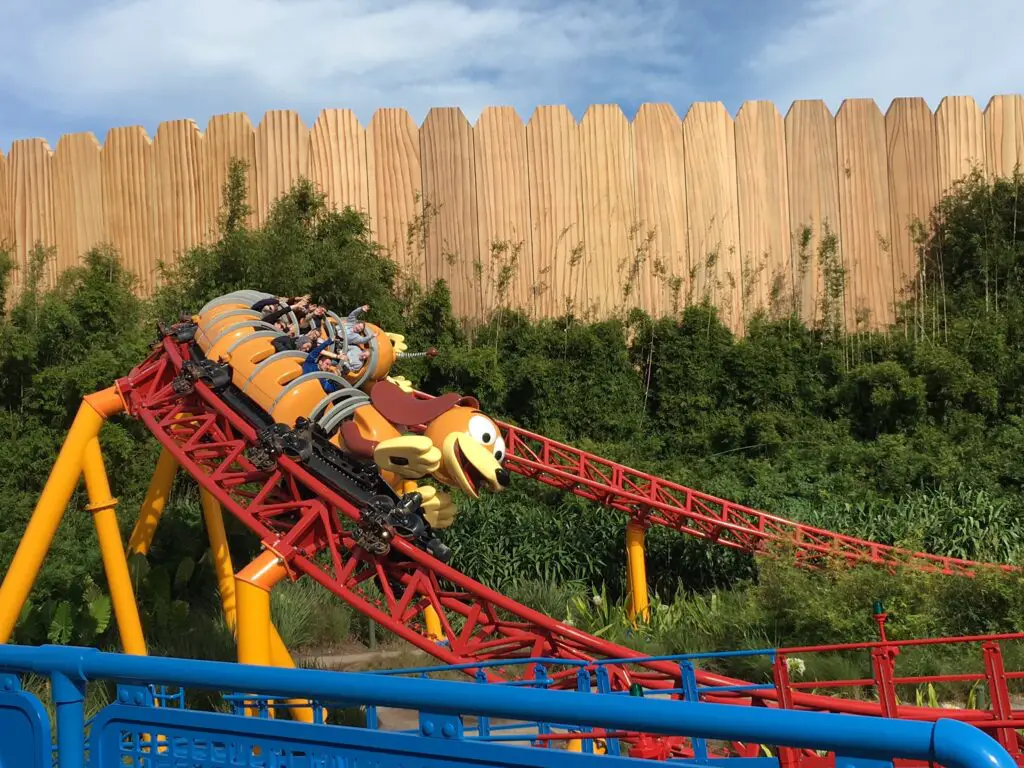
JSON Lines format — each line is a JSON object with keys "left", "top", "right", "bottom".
{"left": 442, "top": 411, "right": 1015, "bottom": 577}
{"left": 117, "top": 338, "right": 1022, "bottom": 760}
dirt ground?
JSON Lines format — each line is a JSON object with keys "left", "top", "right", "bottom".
{"left": 296, "top": 640, "right": 561, "bottom": 741}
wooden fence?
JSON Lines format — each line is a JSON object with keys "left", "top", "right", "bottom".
{"left": 1, "top": 95, "right": 1022, "bottom": 332}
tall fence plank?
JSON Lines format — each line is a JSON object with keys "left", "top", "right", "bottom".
{"left": 201, "top": 113, "right": 257, "bottom": 238}
{"left": 682, "top": 102, "right": 741, "bottom": 332}
{"left": 420, "top": 107, "right": 478, "bottom": 319}
{"left": 736, "top": 101, "right": 791, "bottom": 321}
{"left": 526, "top": 106, "right": 582, "bottom": 318}
{"left": 0, "top": 149, "right": 11, "bottom": 257}
{"left": 784, "top": 100, "right": 840, "bottom": 326}
{"left": 984, "top": 95, "right": 1022, "bottom": 179}
{"left": 102, "top": 127, "right": 158, "bottom": 294}
{"left": 473, "top": 107, "right": 533, "bottom": 315}
{"left": 309, "top": 109, "right": 371, "bottom": 215}
{"left": 579, "top": 105, "right": 636, "bottom": 318}
{"left": 886, "top": 98, "right": 939, "bottom": 313}
{"left": 935, "top": 96, "right": 986, "bottom": 196}
{"left": 9, "top": 139, "right": 56, "bottom": 292}
{"left": 632, "top": 103, "right": 687, "bottom": 316}
{"left": 4, "top": 95, "right": 1024, "bottom": 330}
{"left": 836, "top": 99, "right": 891, "bottom": 330}
{"left": 53, "top": 133, "right": 104, "bottom": 275}
{"left": 154, "top": 120, "right": 204, "bottom": 276}
{"left": 255, "top": 110, "right": 308, "bottom": 226}
{"left": 368, "top": 109, "right": 421, "bottom": 283}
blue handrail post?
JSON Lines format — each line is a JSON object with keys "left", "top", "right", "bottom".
{"left": 680, "top": 660, "right": 710, "bottom": 764}
{"left": 475, "top": 669, "right": 490, "bottom": 737}
{"left": 533, "top": 663, "right": 551, "bottom": 745}
{"left": 51, "top": 670, "right": 85, "bottom": 768}
{"left": 576, "top": 667, "right": 595, "bottom": 754}
{"left": 594, "top": 665, "right": 621, "bottom": 756}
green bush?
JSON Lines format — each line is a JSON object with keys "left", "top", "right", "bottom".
{"left": 3, "top": 160, "right": 1024, "bottom": 681}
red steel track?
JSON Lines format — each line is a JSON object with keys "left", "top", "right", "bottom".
{"left": 117, "top": 336, "right": 1023, "bottom": 757}
{"left": 496, "top": 425, "right": 1017, "bottom": 577}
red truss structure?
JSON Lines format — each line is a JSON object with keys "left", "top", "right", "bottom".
{"left": 498, "top": 425, "right": 1015, "bottom": 577}
{"left": 115, "top": 335, "right": 1024, "bottom": 763}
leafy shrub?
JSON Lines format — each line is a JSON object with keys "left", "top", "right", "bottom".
{"left": 3, "top": 162, "right": 1024, "bottom": 680}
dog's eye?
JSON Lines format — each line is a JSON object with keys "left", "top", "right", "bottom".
{"left": 468, "top": 414, "right": 497, "bottom": 446}
{"left": 493, "top": 436, "right": 506, "bottom": 462}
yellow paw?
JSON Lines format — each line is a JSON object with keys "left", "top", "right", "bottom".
{"left": 373, "top": 435, "right": 441, "bottom": 478}
{"left": 385, "top": 332, "right": 408, "bottom": 355}
{"left": 386, "top": 375, "right": 415, "bottom": 393}
{"left": 414, "top": 485, "right": 457, "bottom": 529}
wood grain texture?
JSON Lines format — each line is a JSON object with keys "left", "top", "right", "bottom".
{"left": 420, "top": 107, "right": 478, "bottom": 319}
{"left": 202, "top": 113, "right": 257, "bottom": 237}
{"left": 579, "top": 105, "right": 636, "bottom": 318}
{"left": 255, "top": 110, "right": 308, "bottom": 226}
{"left": 4, "top": 96, "right": 1024, "bottom": 330}
{"left": 526, "top": 105, "right": 583, "bottom": 318}
{"left": 0, "top": 149, "right": 11, "bottom": 257}
{"left": 473, "top": 107, "right": 533, "bottom": 314}
{"left": 309, "top": 109, "right": 371, "bottom": 215}
{"left": 632, "top": 103, "right": 687, "bottom": 316}
{"left": 836, "top": 99, "right": 891, "bottom": 330}
{"left": 8, "top": 139, "right": 56, "bottom": 291}
{"left": 682, "top": 102, "right": 741, "bottom": 332}
{"left": 935, "top": 96, "right": 986, "bottom": 195}
{"left": 886, "top": 98, "right": 939, "bottom": 309}
{"left": 368, "top": 108, "right": 422, "bottom": 283}
{"left": 101, "top": 127, "right": 158, "bottom": 294}
{"left": 785, "top": 100, "right": 841, "bottom": 325}
{"left": 984, "top": 95, "right": 1024, "bottom": 179}
{"left": 735, "top": 101, "right": 791, "bottom": 320}
{"left": 154, "top": 120, "right": 204, "bottom": 276}
{"left": 53, "top": 133, "right": 105, "bottom": 274}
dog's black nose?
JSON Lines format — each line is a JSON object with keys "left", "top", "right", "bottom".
{"left": 496, "top": 468, "right": 511, "bottom": 488}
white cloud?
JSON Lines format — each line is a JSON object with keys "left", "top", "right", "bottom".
{"left": 750, "top": 0, "right": 1024, "bottom": 113}
{"left": 0, "top": 0, "right": 697, "bottom": 135}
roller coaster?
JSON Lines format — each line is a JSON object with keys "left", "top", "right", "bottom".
{"left": 1, "top": 289, "right": 1022, "bottom": 765}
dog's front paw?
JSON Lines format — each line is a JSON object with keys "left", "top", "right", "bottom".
{"left": 385, "top": 332, "right": 408, "bottom": 356}
{"left": 414, "top": 485, "right": 457, "bottom": 529}
{"left": 373, "top": 435, "right": 441, "bottom": 478}
{"left": 386, "top": 375, "right": 415, "bottom": 393}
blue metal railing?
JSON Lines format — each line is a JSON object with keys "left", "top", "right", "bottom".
{"left": 357, "top": 647, "right": 780, "bottom": 753}
{"left": 368, "top": 646, "right": 780, "bottom": 678}
{"left": 0, "top": 643, "right": 1016, "bottom": 768}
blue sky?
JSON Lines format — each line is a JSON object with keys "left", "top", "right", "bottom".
{"left": 1, "top": 0, "right": 1022, "bottom": 154}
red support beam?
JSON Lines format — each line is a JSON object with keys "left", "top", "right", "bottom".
{"left": 111, "top": 335, "right": 1024, "bottom": 765}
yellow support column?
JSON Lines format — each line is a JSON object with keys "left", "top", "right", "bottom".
{"left": 234, "top": 549, "right": 319, "bottom": 721}
{"left": 127, "top": 447, "right": 179, "bottom": 556}
{"left": 81, "top": 437, "right": 148, "bottom": 656}
{"left": 202, "top": 491, "right": 316, "bottom": 722}
{"left": 236, "top": 551, "right": 283, "bottom": 719}
{"left": 625, "top": 522, "right": 650, "bottom": 623}
{"left": 235, "top": 551, "right": 282, "bottom": 667}
{"left": 424, "top": 604, "right": 444, "bottom": 641}
{"left": 201, "top": 489, "right": 238, "bottom": 626}
{"left": 399, "top": 479, "right": 445, "bottom": 643}
{"left": 0, "top": 386, "right": 125, "bottom": 643}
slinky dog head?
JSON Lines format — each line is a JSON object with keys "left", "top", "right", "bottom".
{"left": 370, "top": 381, "right": 510, "bottom": 498}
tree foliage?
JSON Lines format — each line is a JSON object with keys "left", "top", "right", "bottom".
{"left": 2, "top": 163, "right": 1024, "bottom": 665}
